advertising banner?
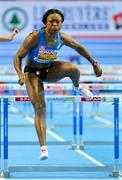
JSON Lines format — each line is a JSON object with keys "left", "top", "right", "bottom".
{"left": 0, "top": 1, "right": 122, "bottom": 38}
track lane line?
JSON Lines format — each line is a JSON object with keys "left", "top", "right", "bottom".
{"left": 25, "top": 115, "right": 105, "bottom": 167}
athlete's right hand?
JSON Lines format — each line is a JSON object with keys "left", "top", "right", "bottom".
{"left": 18, "top": 74, "right": 25, "bottom": 86}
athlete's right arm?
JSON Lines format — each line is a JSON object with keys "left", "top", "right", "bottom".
{"left": 0, "top": 28, "right": 19, "bottom": 41}
{"left": 14, "top": 32, "right": 38, "bottom": 85}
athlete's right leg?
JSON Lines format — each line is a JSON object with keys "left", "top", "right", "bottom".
{"left": 24, "top": 72, "right": 48, "bottom": 159}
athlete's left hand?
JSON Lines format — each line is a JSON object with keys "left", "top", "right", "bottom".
{"left": 11, "top": 28, "right": 19, "bottom": 39}
{"left": 93, "top": 62, "right": 102, "bottom": 77}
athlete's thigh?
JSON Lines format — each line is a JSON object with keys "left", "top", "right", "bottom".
{"left": 47, "top": 61, "right": 76, "bottom": 82}
{"left": 25, "top": 72, "right": 45, "bottom": 105}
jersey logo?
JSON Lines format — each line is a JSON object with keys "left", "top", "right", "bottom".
{"left": 37, "top": 46, "right": 58, "bottom": 60}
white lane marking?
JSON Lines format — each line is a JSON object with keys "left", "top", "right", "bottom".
{"left": 75, "top": 149, "right": 104, "bottom": 167}
{"left": 47, "top": 129, "right": 105, "bottom": 166}
{"left": 94, "top": 115, "right": 122, "bottom": 130}
{"left": 9, "top": 105, "right": 19, "bottom": 113}
{"left": 25, "top": 115, "right": 105, "bottom": 167}
{"left": 26, "top": 115, "right": 64, "bottom": 141}
{"left": 25, "top": 115, "right": 34, "bottom": 124}
{"left": 47, "top": 129, "right": 65, "bottom": 142}
{"left": 47, "top": 129, "right": 104, "bottom": 166}
{"left": 94, "top": 115, "right": 112, "bottom": 126}
{"left": 26, "top": 113, "right": 122, "bottom": 130}
{"left": 0, "top": 172, "right": 6, "bottom": 180}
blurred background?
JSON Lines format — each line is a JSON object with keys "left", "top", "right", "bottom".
{"left": 0, "top": 0, "right": 122, "bottom": 94}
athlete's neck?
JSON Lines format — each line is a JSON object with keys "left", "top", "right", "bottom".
{"left": 44, "top": 29, "right": 58, "bottom": 46}
{"left": 45, "top": 29, "right": 58, "bottom": 40}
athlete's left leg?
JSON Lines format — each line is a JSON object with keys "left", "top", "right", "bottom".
{"left": 47, "top": 61, "right": 80, "bottom": 86}
{"left": 47, "top": 61, "right": 93, "bottom": 99}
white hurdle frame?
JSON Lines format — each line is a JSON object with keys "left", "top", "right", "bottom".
{"left": 0, "top": 95, "right": 121, "bottom": 178}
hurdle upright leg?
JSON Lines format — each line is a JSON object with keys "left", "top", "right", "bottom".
{"left": 113, "top": 97, "right": 119, "bottom": 177}
{"left": 2, "top": 98, "right": 9, "bottom": 178}
{"left": 79, "top": 101, "right": 84, "bottom": 149}
{"left": 47, "top": 102, "right": 55, "bottom": 130}
{"left": 72, "top": 102, "right": 77, "bottom": 149}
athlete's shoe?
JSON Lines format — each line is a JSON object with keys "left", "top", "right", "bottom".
{"left": 40, "top": 146, "right": 48, "bottom": 160}
{"left": 73, "top": 86, "right": 93, "bottom": 100}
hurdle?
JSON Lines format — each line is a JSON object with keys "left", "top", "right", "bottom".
{"left": 0, "top": 95, "right": 121, "bottom": 178}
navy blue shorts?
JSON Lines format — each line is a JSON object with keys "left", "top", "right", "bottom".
{"left": 24, "top": 65, "right": 51, "bottom": 81}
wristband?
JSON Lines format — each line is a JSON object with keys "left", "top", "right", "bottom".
{"left": 14, "top": 29, "right": 19, "bottom": 34}
{"left": 12, "top": 28, "right": 19, "bottom": 36}
{"left": 92, "top": 61, "right": 98, "bottom": 67}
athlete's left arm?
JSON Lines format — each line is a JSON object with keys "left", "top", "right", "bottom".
{"left": 61, "top": 33, "right": 102, "bottom": 77}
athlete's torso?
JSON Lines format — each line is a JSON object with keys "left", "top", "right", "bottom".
{"left": 27, "top": 28, "right": 63, "bottom": 67}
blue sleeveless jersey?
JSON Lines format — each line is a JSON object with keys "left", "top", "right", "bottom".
{"left": 28, "top": 28, "right": 63, "bottom": 64}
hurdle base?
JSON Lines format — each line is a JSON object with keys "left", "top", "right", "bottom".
{"left": 7, "top": 165, "right": 120, "bottom": 178}
{"left": 113, "top": 171, "right": 119, "bottom": 177}
{"left": 8, "top": 165, "right": 115, "bottom": 173}
{"left": 0, "top": 170, "right": 10, "bottom": 178}
{"left": 109, "top": 171, "right": 119, "bottom": 178}
{"left": 71, "top": 143, "right": 77, "bottom": 150}
{"left": 119, "top": 171, "right": 122, "bottom": 177}
{"left": 78, "top": 144, "right": 85, "bottom": 150}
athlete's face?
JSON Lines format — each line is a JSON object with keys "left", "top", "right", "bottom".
{"left": 45, "top": 13, "right": 62, "bottom": 33}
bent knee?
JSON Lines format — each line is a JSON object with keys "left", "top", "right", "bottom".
{"left": 69, "top": 64, "right": 80, "bottom": 75}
